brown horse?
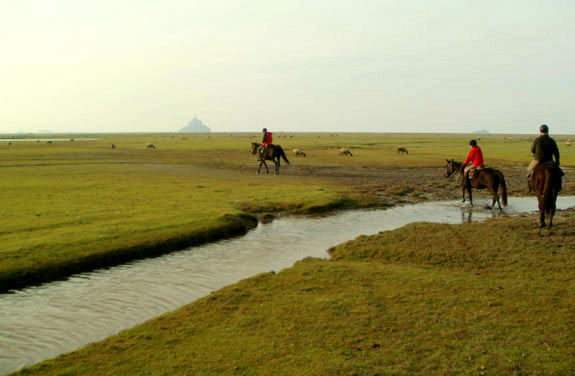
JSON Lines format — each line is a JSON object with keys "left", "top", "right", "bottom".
{"left": 251, "top": 143, "right": 290, "bottom": 175}
{"left": 444, "top": 159, "right": 508, "bottom": 211}
{"left": 530, "top": 162, "right": 562, "bottom": 228}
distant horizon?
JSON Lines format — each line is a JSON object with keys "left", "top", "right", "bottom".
{"left": 2, "top": 1, "right": 574, "bottom": 134}
{"left": 2, "top": 130, "right": 573, "bottom": 136}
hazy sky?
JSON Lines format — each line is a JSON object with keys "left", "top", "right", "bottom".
{"left": 1, "top": 0, "right": 574, "bottom": 134}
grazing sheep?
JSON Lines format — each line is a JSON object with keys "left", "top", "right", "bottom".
{"left": 397, "top": 147, "right": 408, "bottom": 154}
{"left": 567, "top": 139, "right": 572, "bottom": 147}
{"left": 70, "top": 138, "right": 74, "bottom": 142}
{"left": 47, "top": 141, "right": 53, "bottom": 144}
{"left": 293, "top": 149, "right": 306, "bottom": 157}
{"left": 8, "top": 142, "right": 11, "bottom": 146}
{"left": 36, "top": 140, "right": 40, "bottom": 143}
{"left": 146, "top": 143, "right": 156, "bottom": 149}
{"left": 339, "top": 148, "right": 353, "bottom": 156}
{"left": 111, "top": 143, "right": 116, "bottom": 149}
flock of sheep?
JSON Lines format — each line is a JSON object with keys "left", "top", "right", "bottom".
{"left": 293, "top": 147, "right": 355, "bottom": 157}
{"left": 293, "top": 146, "right": 408, "bottom": 157}
{"left": 8, "top": 135, "right": 570, "bottom": 152}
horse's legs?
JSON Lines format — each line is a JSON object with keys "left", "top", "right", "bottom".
{"left": 491, "top": 187, "right": 502, "bottom": 212}
{"left": 540, "top": 210, "right": 546, "bottom": 228}
{"left": 461, "top": 184, "right": 466, "bottom": 203}
{"left": 538, "top": 196, "right": 546, "bottom": 228}
{"left": 275, "top": 158, "right": 280, "bottom": 175}
{"left": 548, "top": 204, "right": 556, "bottom": 228}
{"left": 466, "top": 182, "right": 473, "bottom": 207}
{"left": 259, "top": 159, "right": 269, "bottom": 174}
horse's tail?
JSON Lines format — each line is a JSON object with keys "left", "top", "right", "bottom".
{"left": 542, "top": 167, "right": 555, "bottom": 213}
{"left": 499, "top": 171, "right": 508, "bottom": 207}
{"left": 279, "top": 147, "right": 290, "bottom": 164}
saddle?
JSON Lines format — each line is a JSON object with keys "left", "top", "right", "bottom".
{"left": 469, "top": 166, "right": 483, "bottom": 179}
{"left": 537, "top": 161, "right": 565, "bottom": 176}
{"left": 258, "top": 144, "right": 273, "bottom": 158}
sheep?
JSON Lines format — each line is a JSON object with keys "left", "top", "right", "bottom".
{"left": 293, "top": 149, "right": 306, "bottom": 157}
{"left": 339, "top": 148, "right": 353, "bottom": 156}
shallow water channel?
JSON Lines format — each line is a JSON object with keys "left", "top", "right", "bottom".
{"left": 2, "top": 197, "right": 575, "bottom": 374}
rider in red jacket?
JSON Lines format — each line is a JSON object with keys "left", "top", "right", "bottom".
{"left": 262, "top": 128, "right": 273, "bottom": 146}
{"left": 260, "top": 128, "right": 273, "bottom": 156}
{"left": 462, "top": 139, "right": 484, "bottom": 183}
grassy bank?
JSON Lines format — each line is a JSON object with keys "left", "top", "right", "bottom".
{"left": 1, "top": 133, "right": 573, "bottom": 291}
{"left": 0, "top": 161, "right": 347, "bottom": 292}
{"left": 13, "top": 209, "right": 575, "bottom": 375}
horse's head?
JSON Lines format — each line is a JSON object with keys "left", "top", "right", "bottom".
{"left": 251, "top": 142, "right": 260, "bottom": 155}
{"left": 444, "top": 158, "right": 457, "bottom": 178}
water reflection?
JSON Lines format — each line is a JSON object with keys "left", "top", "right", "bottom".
{"left": 461, "top": 207, "right": 473, "bottom": 223}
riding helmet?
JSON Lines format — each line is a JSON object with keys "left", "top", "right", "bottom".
{"left": 469, "top": 139, "right": 477, "bottom": 146}
{"left": 539, "top": 124, "right": 549, "bottom": 133}
{"left": 262, "top": 128, "right": 267, "bottom": 132}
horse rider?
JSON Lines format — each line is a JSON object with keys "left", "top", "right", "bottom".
{"left": 461, "top": 139, "right": 484, "bottom": 185}
{"left": 528, "top": 124, "right": 563, "bottom": 192}
{"left": 260, "top": 128, "right": 273, "bottom": 155}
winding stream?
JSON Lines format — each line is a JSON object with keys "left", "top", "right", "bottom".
{"left": 2, "top": 197, "right": 575, "bottom": 374}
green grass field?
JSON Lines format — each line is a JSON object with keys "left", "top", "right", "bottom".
{"left": 12, "top": 209, "right": 575, "bottom": 375}
{"left": 1, "top": 132, "right": 573, "bottom": 292}
{"left": 3, "top": 132, "right": 575, "bottom": 375}
{"left": 0, "top": 133, "right": 575, "bottom": 290}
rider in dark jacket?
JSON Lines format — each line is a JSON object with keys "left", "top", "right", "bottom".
{"left": 528, "top": 124, "right": 563, "bottom": 191}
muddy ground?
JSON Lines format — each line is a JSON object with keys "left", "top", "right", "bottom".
{"left": 240, "top": 163, "right": 575, "bottom": 208}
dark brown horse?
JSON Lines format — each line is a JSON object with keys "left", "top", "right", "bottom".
{"left": 530, "top": 162, "right": 562, "bottom": 228}
{"left": 251, "top": 143, "right": 290, "bottom": 175}
{"left": 444, "top": 159, "right": 508, "bottom": 211}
